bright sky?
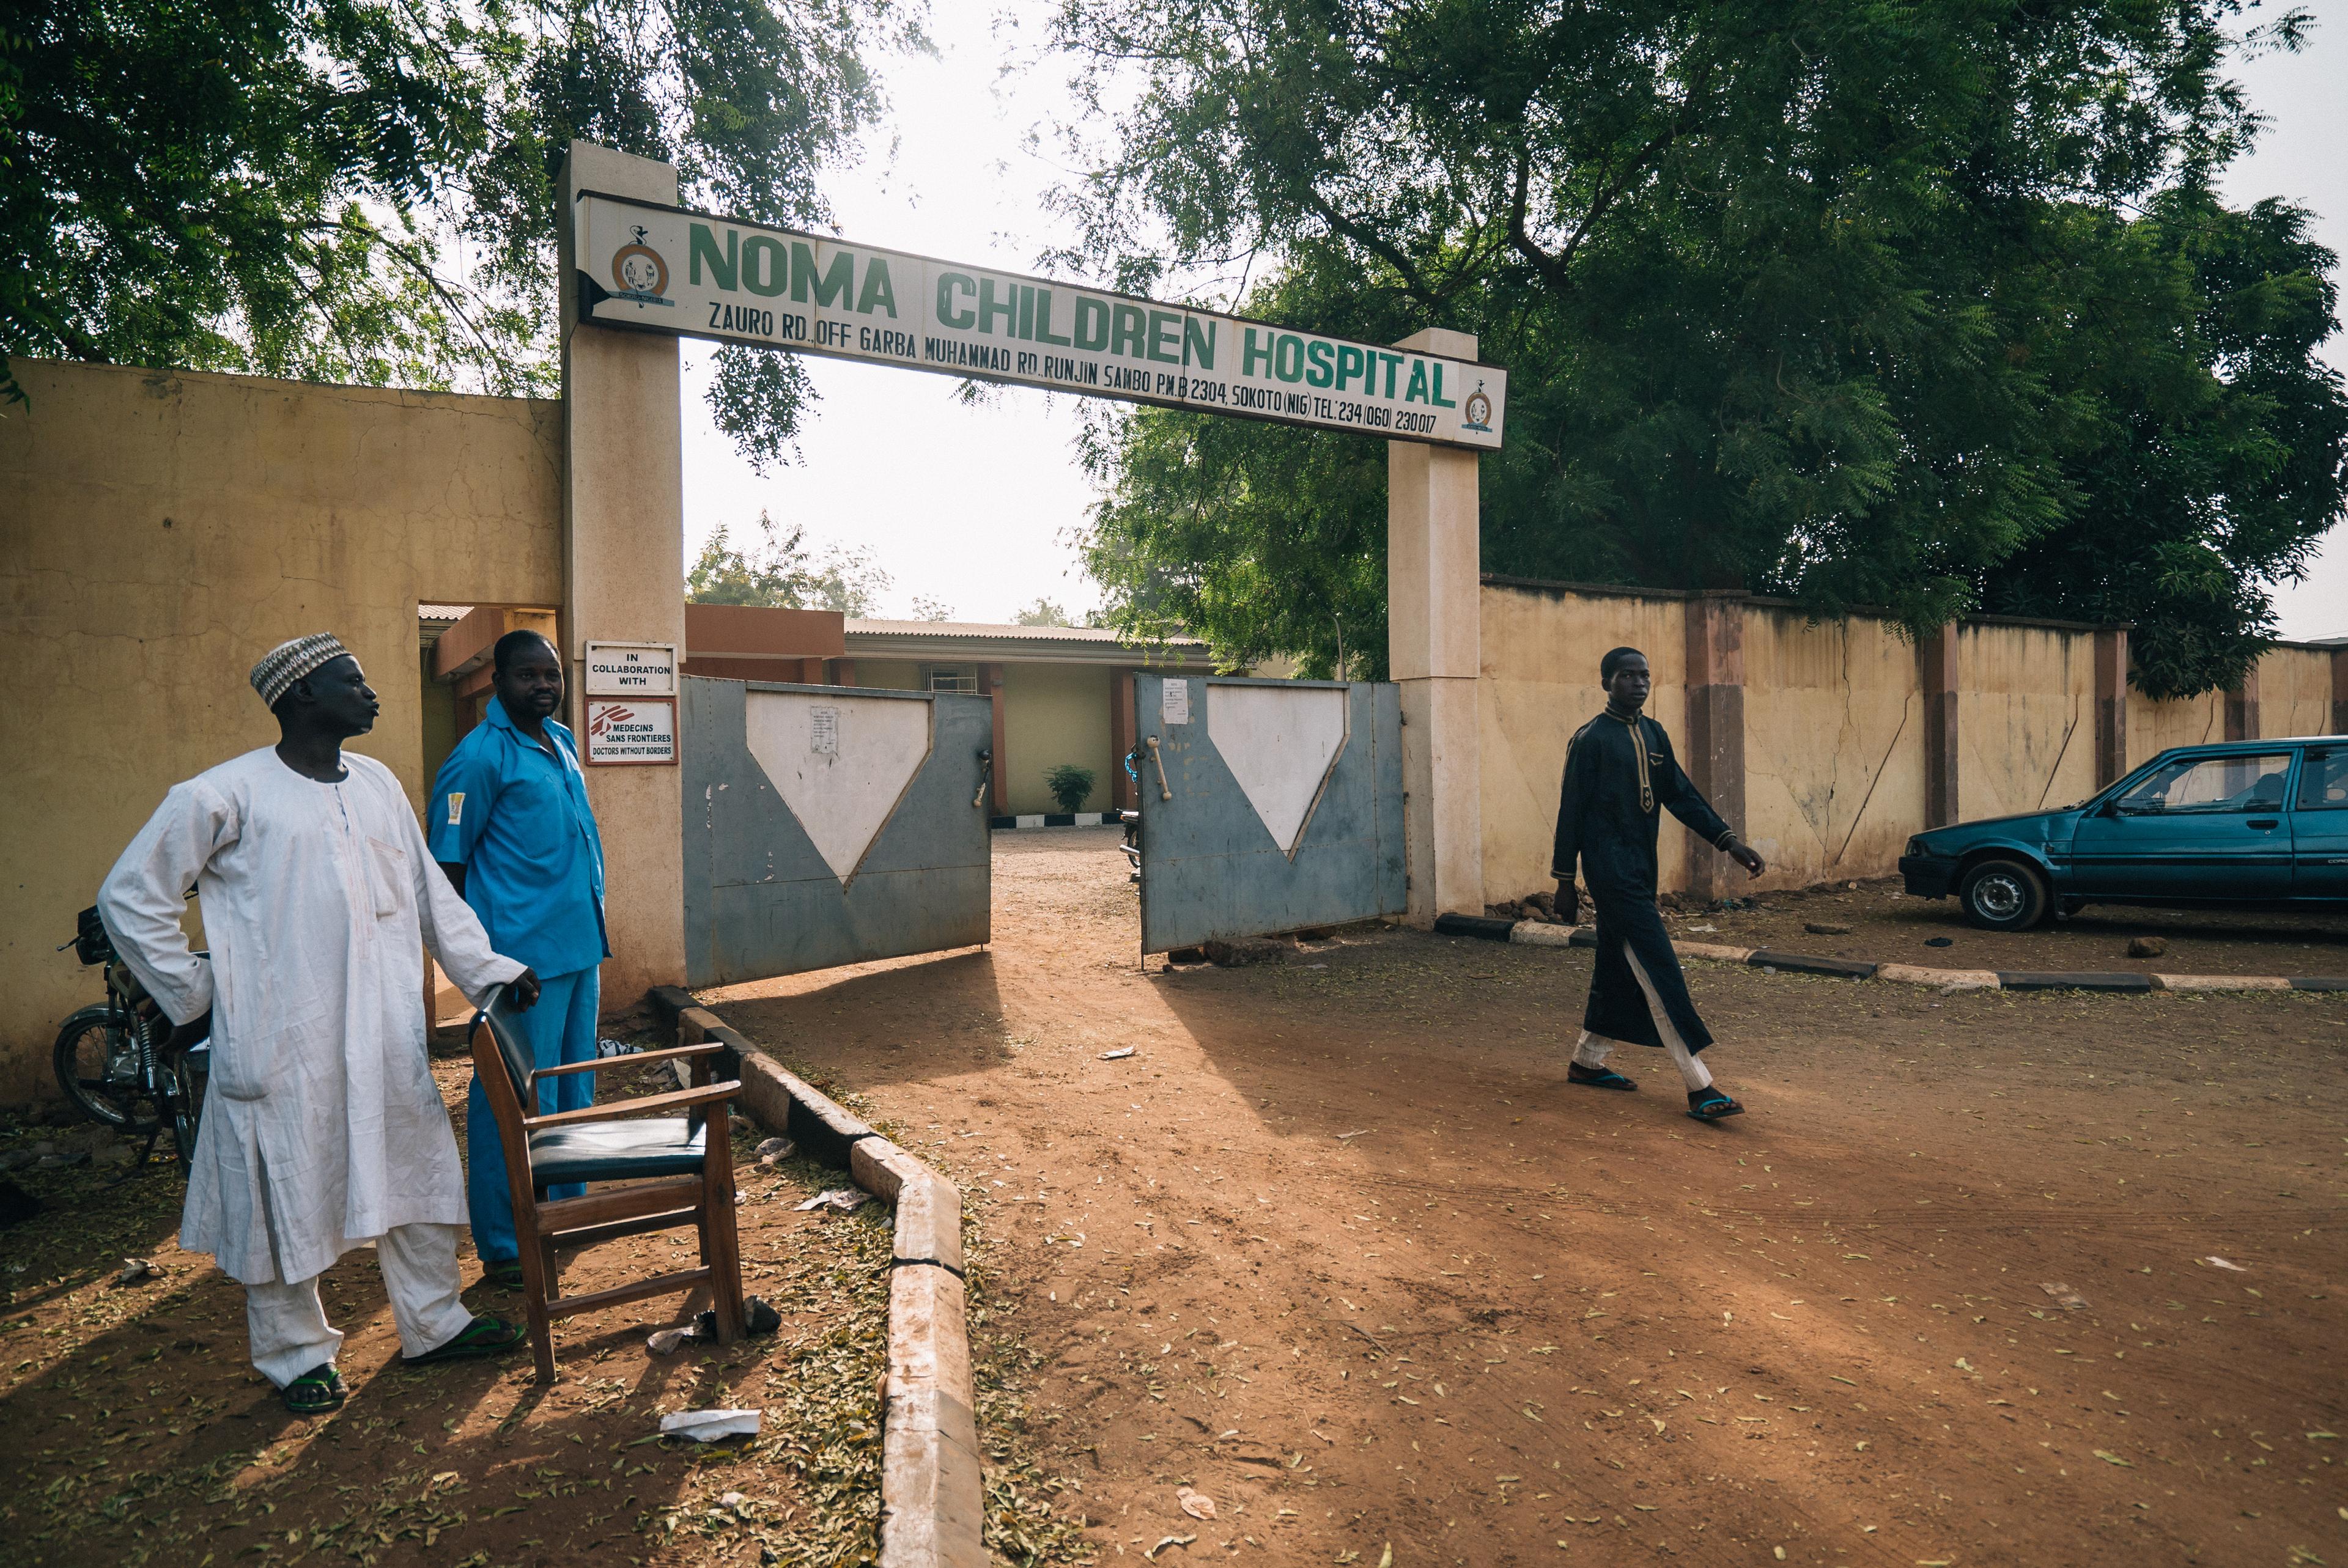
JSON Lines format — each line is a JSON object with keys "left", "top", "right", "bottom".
{"left": 680, "top": 2, "right": 2348, "bottom": 639}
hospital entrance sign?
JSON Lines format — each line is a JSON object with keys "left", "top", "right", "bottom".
{"left": 574, "top": 191, "right": 1506, "bottom": 451}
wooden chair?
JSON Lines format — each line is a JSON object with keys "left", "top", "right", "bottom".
{"left": 468, "top": 982, "right": 748, "bottom": 1380}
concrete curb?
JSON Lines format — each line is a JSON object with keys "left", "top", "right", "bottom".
{"left": 1485, "top": 923, "right": 2347, "bottom": 996}
{"left": 649, "top": 987, "right": 986, "bottom": 1568}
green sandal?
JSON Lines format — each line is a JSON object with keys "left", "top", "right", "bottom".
{"left": 401, "top": 1315, "right": 526, "bottom": 1367}
{"left": 1568, "top": 1062, "right": 1639, "bottom": 1091}
{"left": 478, "top": 1260, "right": 526, "bottom": 1291}
{"left": 281, "top": 1363, "right": 346, "bottom": 1416}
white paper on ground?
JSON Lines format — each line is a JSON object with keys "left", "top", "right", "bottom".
{"left": 660, "top": 1408, "right": 762, "bottom": 1441}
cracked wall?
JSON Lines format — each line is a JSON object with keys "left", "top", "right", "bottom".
{"left": 1477, "top": 586, "right": 2341, "bottom": 906}
{"left": 2253, "top": 647, "right": 2334, "bottom": 742}
{"left": 1955, "top": 625, "right": 2099, "bottom": 819}
{"left": 1741, "top": 606, "right": 1924, "bottom": 889}
{"left": 1479, "top": 584, "right": 1689, "bottom": 905}
{"left": 2, "top": 359, "right": 562, "bottom": 1096}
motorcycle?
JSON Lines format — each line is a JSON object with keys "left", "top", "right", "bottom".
{"left": 1120, "top": 745, "right": 1144, "bottom": 883}
{"left": 53, "top": 904, "right": 209, "bottom": 1173}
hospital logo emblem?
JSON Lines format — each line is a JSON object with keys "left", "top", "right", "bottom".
{"left": 610, "top": 227, "right": 673, "bottom": 305}
{"left": 1462, "top": 380, "right": 1494, "bottom": 433}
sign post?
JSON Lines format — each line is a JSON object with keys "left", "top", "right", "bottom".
{"left": 565, "top": 151, "right": 1497, "bottom": 931}
{"left": 572, "top": 192, "right": 1506, "bottom": 453}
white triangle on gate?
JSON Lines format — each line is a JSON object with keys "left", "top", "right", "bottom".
{"left": 1208, "top": 683, "right": 1350, "bottom": 859}
{"left": 741, "top": 691, "right": 934, "bottom": 886}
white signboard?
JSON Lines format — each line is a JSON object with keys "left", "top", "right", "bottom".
{"left": 810, "top": 705, "right": 839, "bottom": 756}
{"left": 585, "top": 698, "right": 676, "bottom": 765}
{"left": 1161, "top": 678, "right": 1191, "bottom": 726}
{"left": 584, "top": 641, "right": 677, "bottom": 696}
{"left": 575, "top": 191, "right": 1506, "bottom": 452}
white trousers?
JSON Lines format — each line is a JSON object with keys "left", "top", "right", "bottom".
{"left": 1573, "top": 944, "right": 1715, "bottom": 1092}
{"left": 243, "top": 1222, "right": 475, "bottom": 1388}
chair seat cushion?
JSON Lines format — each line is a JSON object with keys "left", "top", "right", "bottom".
{"left": 529, "top": 1117, "right": 706, "bottom": 1187}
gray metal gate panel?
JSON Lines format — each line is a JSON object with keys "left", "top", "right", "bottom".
{"left": 1134, "top": 674, "right": 1405, "bottom": 954}
{"left": 682, "top": 676, "right": 992, "bottom": 987}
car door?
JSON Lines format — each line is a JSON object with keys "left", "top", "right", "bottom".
{"left": 2066, "top": 749, "right": 2297, "bottom": 900}
{"left": 2291, "top": 745, "right": 2348, "bottom": 899}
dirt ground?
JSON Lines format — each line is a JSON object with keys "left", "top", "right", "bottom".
{"left": 706, "top": 825, "right": 2348, "bottom": 1567}
{"left": 0, "top": 1047, "right": 909, "bottom": 1567}
{"left": 1632, "top": 875, "right": 2348, "bottom": 979}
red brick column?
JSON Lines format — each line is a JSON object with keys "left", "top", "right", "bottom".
{"left": 1681, "top": 594, "right": 1747, "bottom": 898}
{"left": 1922, "top": 627, "right": 1960, "bottom": 827}
{"left": 984, "top": 663, "right": 1008, "bottom": 815}
{"left": 1108, "top": 667, "right": 1137, "bottom": 811}
{"left": 2225, "top": 663, "right": 2261, "bottom": 742}
{"left": 2092, "top": 628, "right": 2129, "bottom": 786}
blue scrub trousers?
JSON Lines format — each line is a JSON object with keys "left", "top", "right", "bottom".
{"left": 468, "top": 965, "right": 599, "bottom": 1266}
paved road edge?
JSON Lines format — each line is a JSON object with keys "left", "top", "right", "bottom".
{"left": 650, "top": 987, "right": 987, "bottom": 1568}
{"left": 1444, "top": 916, "right": 2347, "bottom": 994}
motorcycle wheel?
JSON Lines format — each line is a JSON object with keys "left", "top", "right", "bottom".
{"left": 169, "top": 1049, "right": 208, "bottom": 1169}
{"left": 53, "top": 1006, "right": 157, "bottom": 1130}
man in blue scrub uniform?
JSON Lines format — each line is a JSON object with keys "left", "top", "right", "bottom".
{"left": 429, "top": 630, "right": 609, "bottom": 1289}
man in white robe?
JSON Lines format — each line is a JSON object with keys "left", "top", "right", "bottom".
{"left": 100, "top": 633, "right": 543, "bottom": 1415}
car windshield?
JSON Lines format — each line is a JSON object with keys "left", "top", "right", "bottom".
{"left": 2116, "top": 753, "right": 2293, "bottom": 814}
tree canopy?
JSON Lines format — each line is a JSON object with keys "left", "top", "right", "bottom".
{"left": 1055, "top": 0, "right": 2346, "bottom": 694}
{"left": 1012, "top": 598, "right": 1077, "bottom": 627}
{"left": 2, "top": 0, "right": 920, "bottom": 456}
{"left": 686, "top": 513, "right": 892, "bottom": 616}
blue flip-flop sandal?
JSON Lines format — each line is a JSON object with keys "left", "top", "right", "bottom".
{"left": 1686, "top": 1088, "right": 1744, "bottom": 1122}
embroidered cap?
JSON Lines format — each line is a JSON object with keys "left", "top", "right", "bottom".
{"left": 250, "top": 633, "right": 354, "bottom": 709}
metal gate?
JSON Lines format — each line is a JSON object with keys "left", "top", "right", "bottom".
{"left": 682, "top": 675, "right": 992, "bottom": 987}
{"left": 1133, "top": 674, "right": 1406, "bottom": 954}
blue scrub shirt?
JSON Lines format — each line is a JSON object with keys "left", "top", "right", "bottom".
{"left": 427, "top": 696, "right": 608, "bottom": 977}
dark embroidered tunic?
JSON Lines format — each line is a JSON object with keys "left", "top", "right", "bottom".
{"left": 1551, "top": 710, "right": 1740, "bottom": 1051}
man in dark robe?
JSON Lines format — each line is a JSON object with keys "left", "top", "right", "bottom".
{"left": 1552, "top": 646, "right": 1766, "bottom": 1121}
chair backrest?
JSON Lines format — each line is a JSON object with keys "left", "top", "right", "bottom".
{"left": 474, "top": 984, "right": 538, "bottom": 1110}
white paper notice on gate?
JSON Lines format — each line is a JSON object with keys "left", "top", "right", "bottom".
{"left": 1161, "top": 679, "right": 1191, "bottom": 725}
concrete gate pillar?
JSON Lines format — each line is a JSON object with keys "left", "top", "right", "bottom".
{"left": 1387, "top": 328, "right": 1485, "bottom": 925}
{"left": 558, "top": 140, "right": 688, "bottom": 1007}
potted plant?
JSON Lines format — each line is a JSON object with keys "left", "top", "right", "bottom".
{"left": 1046, "top": 764, "right": 1097, "bottom": 814}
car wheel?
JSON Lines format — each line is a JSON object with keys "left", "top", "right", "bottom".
{"left": 1959, "top": 858, "right": 2049, "bottom": 931}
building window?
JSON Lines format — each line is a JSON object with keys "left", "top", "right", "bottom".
{"left": 923, "top": 664, "right": 979, "bottom": 694}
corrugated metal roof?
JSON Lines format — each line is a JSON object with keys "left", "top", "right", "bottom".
{"left": 844, "top": 618, "right": 1204, "bottom": 646}
{"left": 840, "top": 618, "right": 1221, "bottom": 668}
{"left": 418, "top": 603, "right": 471, "bottom": 652}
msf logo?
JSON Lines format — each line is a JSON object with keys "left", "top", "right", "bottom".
{"left": 610, "top": 226, "right": 673, "bottom": 306}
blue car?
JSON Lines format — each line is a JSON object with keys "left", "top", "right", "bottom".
{"left": 1898, "top": 737, "right": 2348, "bottom": 930}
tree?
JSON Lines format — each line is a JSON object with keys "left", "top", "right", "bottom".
{"left": 1011, "top": 598, "right": 1076, "bottom": 627}
{"left": 687, "top": 513, "right": 891, "bottom": 616}
{"left": 3, "top": 0, "right": 921, "bottom": 457}
{"left": 909, "top": 595, "right": 955, "bottom": 622}
{"left": 1055, "top": 0, "right": 2344, "bottom": 693}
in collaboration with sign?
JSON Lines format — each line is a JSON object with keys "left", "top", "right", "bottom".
{"left": 583, "top": 641, "right": 677, "bottom": 697}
